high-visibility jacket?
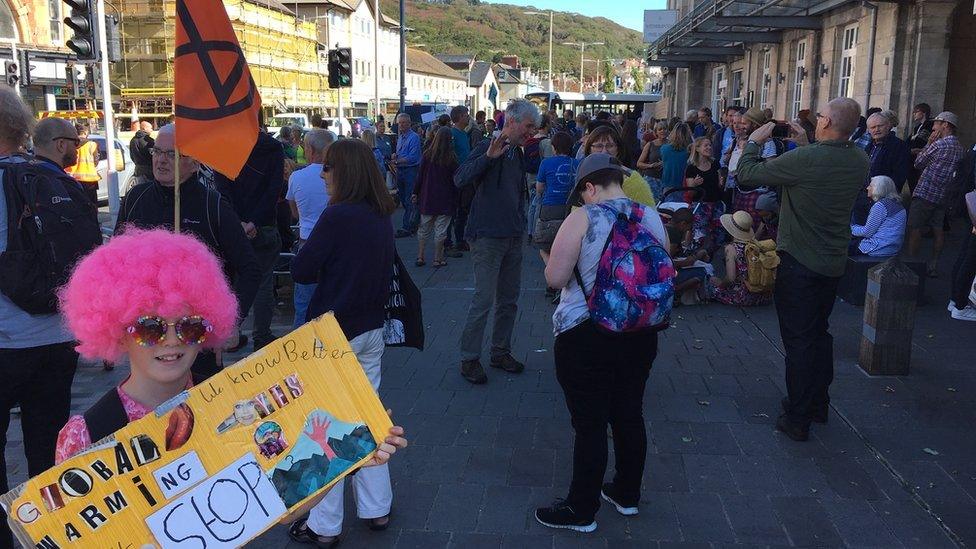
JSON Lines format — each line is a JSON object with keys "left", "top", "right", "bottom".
{"left": 66, "top": 140, "right": 100, "bottom": 183}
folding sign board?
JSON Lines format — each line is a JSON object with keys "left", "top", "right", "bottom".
{"left": 1, "top": 313, "right": 393, "bottom": 548}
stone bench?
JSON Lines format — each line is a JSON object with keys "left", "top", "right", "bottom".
{"left": 837, "top": 255, "right": 927, "bottom": 306}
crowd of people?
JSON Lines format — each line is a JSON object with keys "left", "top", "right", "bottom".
{"left": 1, "top": 76, "right": 975, "bottom": 546}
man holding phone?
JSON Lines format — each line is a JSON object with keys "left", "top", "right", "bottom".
{"left": 454, "top": 99, "right": 540, "bottom": 384}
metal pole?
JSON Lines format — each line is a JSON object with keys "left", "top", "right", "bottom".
{"left": 547, "top": 11, "right": 553, "bottom": 92}
{"left": 374, "top": 0, "right": 380, "bottom": 120}
{"left": 579, "top": 43, "right": 584, "bottom": 93}
{"left": 96, "top": 0, "right": 120, "bottom": 222}
{"left": 398, "top": 0, "right": 405, "bottom": 112}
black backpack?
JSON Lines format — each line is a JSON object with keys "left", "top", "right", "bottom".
{"left": 0, "top": 156, "right": 102, "bottom": 315}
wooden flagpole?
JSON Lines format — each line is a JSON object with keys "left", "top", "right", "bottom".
{"left": 174, "top": 148, "right": 181, "bottom": 233}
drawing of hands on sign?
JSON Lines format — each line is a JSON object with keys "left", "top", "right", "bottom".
{"left": 305, "top": 415, "right": 337, "bottom": 460}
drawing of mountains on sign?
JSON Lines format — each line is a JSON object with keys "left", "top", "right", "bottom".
{"left": 269, "top": 409, "right": 378, "bottom": 507}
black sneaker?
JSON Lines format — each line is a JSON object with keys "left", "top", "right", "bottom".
{"left": 600, "top": 483, "right": 638, "bottom": 516}
{"left": 461, "top": 359, "right": 488, "bottom": 384}
{"left": 489, "top": 353, "right": 525, "bottom": 374}
{"left": 288, "top": 517, "right": 341, "bottom": 548}
{"left": 252, "top": 334, "right": 277, "bottom": 352}
{"left": 445, "top": 248, "right": 463, "bottom": 258}
{"left": 781, "top": 397, "right": 827, "bottom": 424}
{"left": 395, "top": 229, "right": 413, "bottom": 238}
{"left": 775, "top": 413, "right": 810, "bottom": 442}
{"left": 534, "top": 500, "right": 597, "bottom": 533}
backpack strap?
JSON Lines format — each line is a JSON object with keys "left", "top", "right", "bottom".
{"left": 84, "top": 371, "right": 209, "bottom": 445}
{"left": 83, "top": 388, "right": 129, "bottom": 445}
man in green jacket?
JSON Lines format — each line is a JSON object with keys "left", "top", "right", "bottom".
{"left": 737, "top": 97, "right": 869, "bottom": 442}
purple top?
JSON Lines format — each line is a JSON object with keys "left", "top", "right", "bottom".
{"left": 415, "top": 158, "right": 459, "bottom": 216}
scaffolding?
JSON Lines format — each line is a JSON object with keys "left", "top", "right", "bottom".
{"left": 114, "top": 0, "right": 335, "bottom": 121}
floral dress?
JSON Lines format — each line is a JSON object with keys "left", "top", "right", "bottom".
{"left": 710, "top": 242, "right": 772, "bottom": 307}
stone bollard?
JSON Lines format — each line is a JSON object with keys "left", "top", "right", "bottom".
{"left": 858, "top": 258, "right": 919, "bottom": 375}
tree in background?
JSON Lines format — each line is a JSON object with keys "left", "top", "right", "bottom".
{"left": 631, "top": 66, "right": 645, "bottom": 93}
{"left": 601, "top": 61, "right": 615, "bottom": 93}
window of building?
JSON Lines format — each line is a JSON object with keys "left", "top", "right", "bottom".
{"left": 730, "top": 69, "right": 743, "bottom": 106}
{"left": 838, "top": 24, "right": 858, "bottom": 99}
{"left": 792, "top": 39, "right": 806, "bottom": 119}
{"left": 48, "top": 0, "right": 61, "bottom": 42}
{"left": 760, "top": 49, "right": 771, "bottom": 108}
{"left": 711, "top": 66, "right": 725, "bottom": 117}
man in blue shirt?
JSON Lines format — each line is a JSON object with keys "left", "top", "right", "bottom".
{"left": 444, "top": 106, "right": 473, "bottom": 256}
{"left": 393, "top": 113, "right": 421, "bottom": 237}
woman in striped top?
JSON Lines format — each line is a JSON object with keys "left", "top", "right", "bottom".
{"left": 850, "top": 176, "right": 906, "bottom": 257}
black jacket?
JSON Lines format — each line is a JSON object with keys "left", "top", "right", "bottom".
{"left": 867, "top": 132, "right": 911, "bottom": 189}
{"left": 129, "top": 131, "right": 154, "bottom": 178}
{"left": 115, "top": 175, "right": 261, "bottom": 315}
{"left": 214, "top": 132, "right": 284, "bottom": 227}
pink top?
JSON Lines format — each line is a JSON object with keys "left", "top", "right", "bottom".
{"left": 55, "top": 378, "right": 193, "bottom": 464}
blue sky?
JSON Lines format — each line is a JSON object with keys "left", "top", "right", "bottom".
{"left": 485, "top": 0, "right": 668, "bottom": 33}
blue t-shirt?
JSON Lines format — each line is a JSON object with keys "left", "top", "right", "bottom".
{"left": 659, "top": 144, "right": 690, "bottom": 191}
{"left": 537, "top": 155, "right": 575, "bottom": 206}
{"left": 451, "top": 127, "right": 471, "bottom": 164}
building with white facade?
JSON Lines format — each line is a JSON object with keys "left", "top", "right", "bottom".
{"left": 404, "top": 49, "right": 467, "bottom": 106}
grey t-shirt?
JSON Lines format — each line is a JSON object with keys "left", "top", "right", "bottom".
{"left": 552, "top": 197, "right": 669, "bottom": 336}
{"left": 0, "top": 156, "right": 74, "bottom": 348}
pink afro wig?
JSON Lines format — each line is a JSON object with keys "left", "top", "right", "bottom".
{"left": 59, "top": 228, "right": 239, "bottom": 362}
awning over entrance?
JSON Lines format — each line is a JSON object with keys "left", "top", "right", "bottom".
{"left": 647, "top": 0, "right": 855, "bottom": 66}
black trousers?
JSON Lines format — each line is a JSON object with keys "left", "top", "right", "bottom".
{"left": 774, "top": 253, "right": 841, "bottom": 426}
{"left": 191, "top": 349, "right": 221, "bottom": 380}
{"left": 554, "top": 321, "right": 658, "bottom": 520}
{"left": 951, "top": 229, "right": 976, "bottom": 309}
{"left": 0, "top": 342, "right": 78, "bottom": 549}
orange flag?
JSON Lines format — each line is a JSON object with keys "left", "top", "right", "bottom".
{"left": 174, "top": 0, "right": 261, "bottom": 179}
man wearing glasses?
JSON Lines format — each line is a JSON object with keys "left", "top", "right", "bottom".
{"left": 32, "top": 118, "right": 81, "bottom": 180}
{"left": 115, "top": 123, "right": 261, "bottom": 379}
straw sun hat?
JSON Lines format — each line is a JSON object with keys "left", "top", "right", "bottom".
{"left": 720, "top": 210, "right": 756, "bottom": 242}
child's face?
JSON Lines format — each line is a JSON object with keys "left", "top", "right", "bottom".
{"left": 125, "top": 314, "right": 202, "bottom": 386}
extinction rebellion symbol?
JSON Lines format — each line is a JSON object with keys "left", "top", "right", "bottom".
{"left": 174, "top": 0, "right": 258, "bottom": 121}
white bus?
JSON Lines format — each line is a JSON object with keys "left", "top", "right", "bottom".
{"left": 525, "top": 91, "right": 662, "bottom": 118}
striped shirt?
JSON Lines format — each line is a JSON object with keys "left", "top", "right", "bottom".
{"left": 851, "top": 198, "right": 906, "bottom": 257}
{"left": 914, "top": 135, "right": 963, "bottom": 205}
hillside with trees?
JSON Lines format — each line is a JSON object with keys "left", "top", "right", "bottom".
{"left": 380, "top": 0, "right": 644, "bottom": 77}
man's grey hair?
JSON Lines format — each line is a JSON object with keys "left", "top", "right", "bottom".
{"left": 33, "top": 117, "right": 74, "bottom": 147}
{"left": 826, "top": 97, "right": 861, "bottom": 136}
{"left": 867, "top": 112, "right": 892, "bottom": 129}
{"left": 304, "top": 128, "right": 335, "bottom": 155}
{"left": 685, "top": 109, "right": 698, "bottom": 121}
{"left": 869, "top": 175, "right": 901, "bottom": 202}
{"left": 396, "top": 113, "right": 411, "bottom": 123}
{"left": 0, "top": 86, "right": 34, "bottom": 150}
{"left": 505, "top": 99, "right": 539, "bottom": 125}
{"left": 157, "top": 123, "right": 175, "bottom": 139}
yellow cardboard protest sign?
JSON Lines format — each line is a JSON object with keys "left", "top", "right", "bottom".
{"left": 1, "top": 314, "right": 393, "bottom": 548}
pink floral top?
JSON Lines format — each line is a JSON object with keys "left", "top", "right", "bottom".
{"left": 55, "top": 378, "right": 193, "bottom": 464}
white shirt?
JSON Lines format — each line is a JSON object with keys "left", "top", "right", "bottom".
{"left": 286, "top": 163, "right": 329, "bottom": 240}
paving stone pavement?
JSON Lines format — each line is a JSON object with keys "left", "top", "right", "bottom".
{"left": 5, "top": 218, "right": 974, "bottom": 548}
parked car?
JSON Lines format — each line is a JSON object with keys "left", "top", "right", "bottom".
{"left": 268, "top": 113, "right": 311, "bottom": 136}
{"left": 87, "top": 135, "right": 136, "bottom": 204}
{"left": 321, "top": 117, "right": 352, "bottom": 137}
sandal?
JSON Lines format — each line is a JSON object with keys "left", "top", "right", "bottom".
{"left": 288, "top": 517, "right": 341, "bottom": 548}
{"left": 433, "top": 259, "right": 447, "bottom": 268}
{"left": 415, "top": 258, "right": 426, "bottom": 267}
{"left": 366, "top": 511, "right": 392, "bottom": 531}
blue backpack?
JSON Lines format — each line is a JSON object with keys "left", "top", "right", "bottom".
{"left": 574, "top": 203, "right": 676, "bottom": 334}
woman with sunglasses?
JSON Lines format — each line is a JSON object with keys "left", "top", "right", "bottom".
{"left": 290, "top": 138, "right": 398, "bottom": 547}
{"left": 53, "top": 230, "right": 407, "bottom": 526}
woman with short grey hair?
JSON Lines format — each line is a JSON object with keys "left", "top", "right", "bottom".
{"left": 851, "top": 175, "right": 906, "bottom": 257}
{"left": 0, "top": 86, "right": 34, "bottom": 152}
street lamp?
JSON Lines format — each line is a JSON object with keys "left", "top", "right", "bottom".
{"left": 524, "top": 10, "right": 553, "bottom": 92}
{"left": 563, "top": 40, "right": 603, "bottom": 93}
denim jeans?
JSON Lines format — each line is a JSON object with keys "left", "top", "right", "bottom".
{"left": 459, "top": 237, "right": 523, "bottom": 361}
{"left": 555, "top": 321, "right": 658, "bottom": 520}
{"left": 293, "top": 283, "right": 318, "bottom": 329}
{"left": 397, "top": 166, "right": 419, "bottom": 232}
{"left": 526, "top": 174, "right": 539, "bottom": 236}
{"left": 774, "top": 253, "right": 842, "bottom": 426}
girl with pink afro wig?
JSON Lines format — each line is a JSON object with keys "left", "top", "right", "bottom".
{"left": 54, "top": 229, "right": 239, "bottom": 463}
{"left": 60, "top": 228, "right": 239, "bottom": 363}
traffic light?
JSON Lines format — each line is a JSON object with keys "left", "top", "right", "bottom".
{"left": 63, "top": 0, "right": 99, "bottom": 61}
{"left": 4, "top": 59, "right": 17, "bottom": 87}
{"left": 18, "top": 49, "right": 31, "bottom": 87}
{"left": 328, "top": 48, "right": 352, "bottom": 88}
{"left": 104, "top": 15, "right": 121, "bottom": 62}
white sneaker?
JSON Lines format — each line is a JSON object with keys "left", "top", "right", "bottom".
{"left": 950, "top": 306, "right": 976, "bottom": 321}
{"left": 948, "top": 300, "right": 956, "bottom": 312}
